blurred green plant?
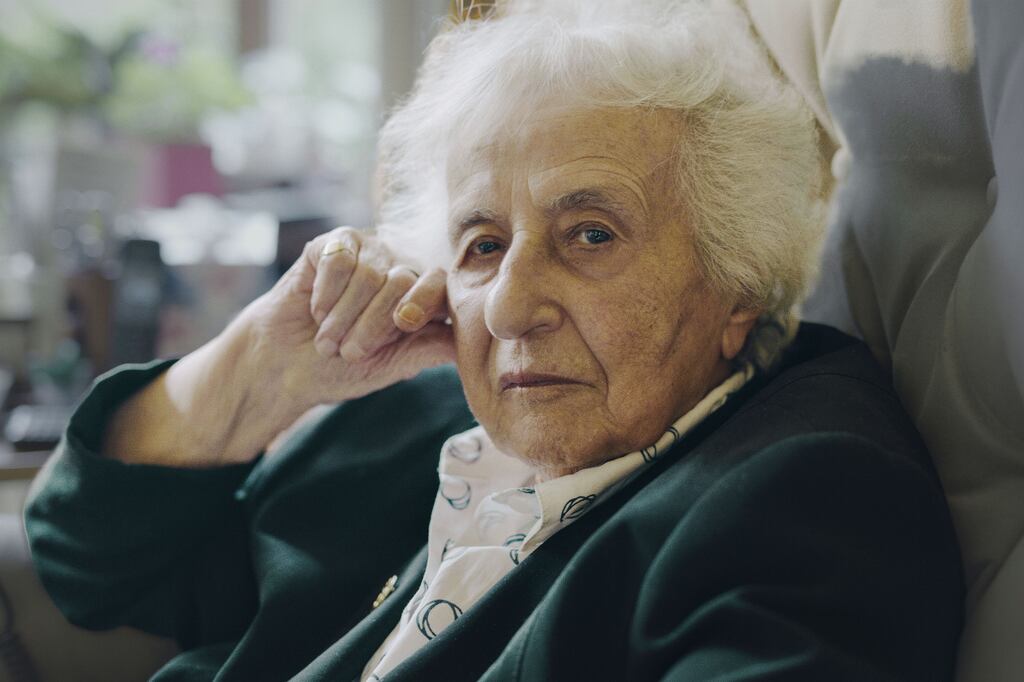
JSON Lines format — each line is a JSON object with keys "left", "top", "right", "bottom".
{"left": 0, "top": 7, "right": 250, "bottom": 142}
{"left": 103, "top": 40, "right": 250, "bottom": 142}
{"left": 0, "top": 26, "right": 127, "bottom": 113}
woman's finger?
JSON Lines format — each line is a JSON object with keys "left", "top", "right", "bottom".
{"left": 313, "top": 251, "right": 391, "bottom": 357}
{"left": 309, "top": 228, "right": 361, "bottom": 325}
{"left": 392, "top": 268, "right": 449, "bottom": 333}
{"left": 338, "top": 265, "right": 420, "bottom": 362}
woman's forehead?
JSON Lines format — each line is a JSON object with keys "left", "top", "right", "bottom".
{"left": 449, "top": 104, "right": 679, "bottom": 164}
{"left": 446, "top": 105, "right": 681, "bottom": 210}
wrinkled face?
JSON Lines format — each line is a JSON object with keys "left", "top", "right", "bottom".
{"left": 446, "top": 106, "right": 747, "bottom": 479}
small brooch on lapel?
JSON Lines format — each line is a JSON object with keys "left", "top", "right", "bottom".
{"left": 372, "top": 575, "right": 398, "bottom": 609}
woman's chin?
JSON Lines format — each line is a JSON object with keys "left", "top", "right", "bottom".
{"left": 489, "top": 427, "right": 613, "bottom": 480}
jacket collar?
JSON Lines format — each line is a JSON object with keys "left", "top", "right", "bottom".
{"left": 384, "top": 364, "right": 771, "bottom": 680}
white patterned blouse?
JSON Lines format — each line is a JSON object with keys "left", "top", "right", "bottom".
{"left": 361, "top": 365, "right": 753, "bottom": 681}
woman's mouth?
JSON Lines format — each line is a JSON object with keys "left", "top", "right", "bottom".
{"left": 499, "top": 372, "right": 584, "bottom": 391}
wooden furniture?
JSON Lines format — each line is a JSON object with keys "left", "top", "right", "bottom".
{"left": 0, "top": 443, "right": 48, "bottom": 482}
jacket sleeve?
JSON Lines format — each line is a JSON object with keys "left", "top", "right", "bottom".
{"left": 23, "top": 360, "right": 262, "bottom": 650}
{"left": 639, "top": 433, "right": 964, "bottom": 682}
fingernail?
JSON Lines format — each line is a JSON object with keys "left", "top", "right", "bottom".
{"left": 397, "top": 302, "right": 423, "bottom": 325}
{"left": 315, "top": 338, "right": 337, "bottom": 357}
{"left": 339, "top": 341, "right": 365, "bottom": 363}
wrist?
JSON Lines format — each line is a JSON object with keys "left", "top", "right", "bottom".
{"left": 150, "top": 328, "right": 255, "bottom": 466}
{"left": 216, "top": 307, "right": 319, "bottom": 460}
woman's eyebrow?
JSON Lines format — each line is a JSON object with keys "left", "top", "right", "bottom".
{"left": 544, "top": 188, "right": 637, "bottom": 221}
{"left": 449, "top": 208, "right": 501, "bottom": 244}
{"left": 448, "top": 188, "right": 637, "bottom": 244}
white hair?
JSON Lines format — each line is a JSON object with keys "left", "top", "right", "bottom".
{"left": 376, "top": 0, "right": 825, "bottom": 370}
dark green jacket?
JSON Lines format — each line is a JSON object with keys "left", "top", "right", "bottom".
{"left": 24, "top": 324, "right": 963, "bottom": 681}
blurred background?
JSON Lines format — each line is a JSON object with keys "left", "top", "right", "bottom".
{"left": 0, "top": 0, "right": 451, "bottom": 468}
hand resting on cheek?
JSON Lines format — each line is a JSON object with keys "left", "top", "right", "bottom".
{"left": 101, "top": 226, "right": 455, "bottom": 468}
{"left": 257, "top": 226, "right": 455, "bottom": 405}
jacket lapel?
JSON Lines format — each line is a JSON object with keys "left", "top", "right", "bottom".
{"left": 292, "top": 546, "right": 427, "bottom": 680}
{"left": 384, "top": 373, "right": 766, "bottom": 680}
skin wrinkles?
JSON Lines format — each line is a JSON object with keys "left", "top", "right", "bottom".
{"left": 451, "top": 187, "right": 640, "bottom": 249}
{"left": 446, "top": 106, "right": 759, "bottom": 480}
{"left": 529, "top": 160, "right": 653, "bottom": 224}
{"left": 544, "top": 188, "right": 634, "bottom": 221}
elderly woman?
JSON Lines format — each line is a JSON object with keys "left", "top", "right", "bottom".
{"left": 25, "top": 2, "right": 962, "bottom": 680}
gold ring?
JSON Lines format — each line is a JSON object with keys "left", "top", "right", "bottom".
{"left": 399, "top": 265, "right": 421, "bottom": 278}
{"left": 321, "top": 241, "right": 354, "bottom": 259}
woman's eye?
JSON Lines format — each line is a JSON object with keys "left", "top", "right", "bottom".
{"left": 473, "top": 240, "right": 502, "bottom": 255}
{"left": 577, "top": 226, "right": 613, "bottom": 245}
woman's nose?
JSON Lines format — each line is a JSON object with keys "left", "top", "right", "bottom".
{"left": 484, "top": 236, "right": 564, "bottom": 340}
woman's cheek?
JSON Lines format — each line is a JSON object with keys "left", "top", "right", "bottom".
{"left": 448, "top": 283, "right": 490, "bottom": 353}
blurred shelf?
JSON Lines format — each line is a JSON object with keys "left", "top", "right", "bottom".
{"left": 0, "top": 443, "right": 50, "bottom": 481}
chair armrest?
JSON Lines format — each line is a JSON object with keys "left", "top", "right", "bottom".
{"left": 0, "top": 514, "right": 178, "bottom": 682}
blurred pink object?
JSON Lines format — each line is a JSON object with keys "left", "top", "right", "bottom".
{"left": 140, "top": 143, "right": 224, "bottom": 207}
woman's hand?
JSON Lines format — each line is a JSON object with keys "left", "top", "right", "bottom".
{"left": 242, "top": 226, "right": 455, "bottom": 407}
{"left": 103, "top": 227, "right": 454, "bottom": 468}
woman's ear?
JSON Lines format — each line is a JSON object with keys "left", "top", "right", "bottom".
{"left": 721, "top": 307, "right": 762, "bottom": 361}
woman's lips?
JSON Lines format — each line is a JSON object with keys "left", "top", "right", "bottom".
{"left": 499, "top": 372, "right": 584, "bottom": 391}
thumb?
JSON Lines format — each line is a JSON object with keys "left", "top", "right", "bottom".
{"left": 374, "top": 319, "right": 454, "bottom": 385}
{"left": 344, "top": 322, "right": 456, "bottom": 399}
{"left": 388, "top": 322, "right": 457, "bottom": 381}
{"left": 316, "top": 321, "right": 456, "bottom": 405}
